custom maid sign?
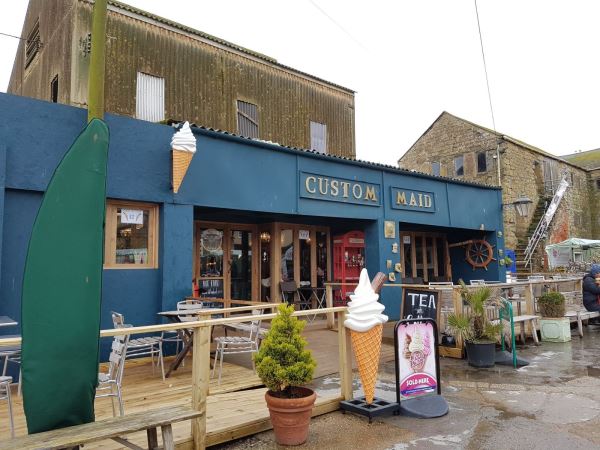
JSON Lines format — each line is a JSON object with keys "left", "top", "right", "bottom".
{"left": 391, "top": 187, "right": 435, "bottom": 213}
{"left": 300, "top": 172, "right": 381, "bottom": 206}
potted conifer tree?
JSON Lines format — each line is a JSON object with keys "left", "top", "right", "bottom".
{"left": 446, "top": 283, "right": 503, "bottom": 367}
{"left": 254, "top": 303, "right": 317, "bottom": 446}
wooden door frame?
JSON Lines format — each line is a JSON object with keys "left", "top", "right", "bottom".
{"left": 399, "top": 231, "right": 452, "bottom": 282}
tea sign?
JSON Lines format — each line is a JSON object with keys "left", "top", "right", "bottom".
{"left": 401, "top": 288, "right": 439, "bottom": 322}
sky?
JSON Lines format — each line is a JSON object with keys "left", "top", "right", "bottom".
{"left": 1, "top": 1, "right": 599, "bottom": 165}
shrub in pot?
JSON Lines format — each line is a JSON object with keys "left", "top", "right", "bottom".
{"left": 538, "top": 291, "right": 566, "bottom": 318}
{"left": 446, "top": 282, "right": 503, "bottom": 368}
{"left": 538, "top": 291, "right": 570, "bottom": 342}
{"left": 254, "top": 303, "right": 317, "bottom": 446}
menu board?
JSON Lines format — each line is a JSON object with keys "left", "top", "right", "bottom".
{"left": 199, "top": 279, "right": 224, "bottom": 299}
{"left": 401, "top": 288, "right": 439, "bottom": 322}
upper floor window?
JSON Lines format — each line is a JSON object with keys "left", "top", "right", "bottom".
{"left": 237, "top": 100, "right": 259, "bottom": 138}
{"left": 50, "top": 75, "right": 58, "bottom": 103}
{"left": 104, "top": 200, "right": 159, "bottom": 269}
{"left": 310, "top": 121, "right": 327, "bottom": 154}
{"left": 477, "top": 151, "right": 487, "bottom": 173}
{"left": 136, "top": 72, "right": 165, "bottom": 122}
{"left": 454, "top": 155, "right": 464, "bottom": 177}
{"left": 25, "top": 19, "right": 41, "bottom": 69}
{"left": 596, "top": 179, "right": 600, "bottom": 190}
{"left": 431, "top": 161, "right": 441, "bottom": 176}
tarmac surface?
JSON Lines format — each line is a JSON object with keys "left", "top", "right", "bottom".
{"left": 212, "top": 324, "right": 600, "bottom": 449}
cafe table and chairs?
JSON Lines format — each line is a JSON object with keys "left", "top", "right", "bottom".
{"left": 0, "top": 316, "right": 21, "bottom": 397}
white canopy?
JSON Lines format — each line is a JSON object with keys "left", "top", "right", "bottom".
{"left": 545, "top": 238, "right": 600, "bottom": 269}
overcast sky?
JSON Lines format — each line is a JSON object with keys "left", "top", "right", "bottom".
{"left": 1, "top": 1, "right": 599, "bottom": 165}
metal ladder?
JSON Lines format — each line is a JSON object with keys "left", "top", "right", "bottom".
{"left": 524, "top": 172, "right": 569, "bottom": 269}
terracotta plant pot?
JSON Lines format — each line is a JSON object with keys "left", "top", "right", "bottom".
{"left": 265, "top": 387, "right": 316, "bottom": 446}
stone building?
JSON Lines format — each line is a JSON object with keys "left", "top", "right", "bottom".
{"left": 398, "top": 111, "right": 599, "bottom": 270}
{"left": 8, "top": 0, "right": 356, "bottom": 157}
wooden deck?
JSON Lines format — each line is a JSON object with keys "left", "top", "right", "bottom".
{"left": 0, "top": 321, "right": 396, "bottom": 448}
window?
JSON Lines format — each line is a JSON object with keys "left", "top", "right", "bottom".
{"left": 25, "top": 19, "right": 41, "bottom": 69}
{"left": 596, "top": 179, "right": 600, "bottom": 190}
{"left": 477, "top": 151, "right": 487, "bottom": 173}
{"left": 237, "top": 100, "right": 259, "bottom": 138}
{"left": 454, "top": 155, "right": 464, "bottom": 176}
{"left": 104, "top": 201, "right": 159, "bottom": 269}
{"left": 310, "top": 121, "right": 327, "bottom": 153}
{"left": 136, "top": 72, "right": 165, "bottom": 122}
{"left": 50, "top": 75, "right": 58, "bottom": 103}
{"left": 431, "top": 162, "right": 440, "bottom": 176}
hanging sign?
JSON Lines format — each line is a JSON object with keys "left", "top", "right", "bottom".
{"left": 299, "top": 230, "right": 310, "bottom": 240}
{"left": 401, "top": 288, "right": 439, "bottom": 322}
{"left": 121, "top": 209, "right": 144, "bottom": 224}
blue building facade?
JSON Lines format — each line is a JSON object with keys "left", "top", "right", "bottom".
{"left": 0, "top": 94, "right": 505, "bottom": 359}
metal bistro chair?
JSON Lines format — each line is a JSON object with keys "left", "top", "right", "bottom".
{"left": 96, "top": 334, "right": 129, "bottom": 417}
{"left": 0, "top": 339, "right": 21, "bottom": 397}
{"left": 280, "top": 281, "right": 299, "bottom": 306}
{"left": 212, "top": 310, "right": 263, "bottom": 385}
{"left": 160, "top": 299, "right": 204, "bottom": 356}
{"left": 0, "top": 376, "right": 13, "bottom": 438}
{"left": 111, "top": 312, "right": 165, "bottom": 381}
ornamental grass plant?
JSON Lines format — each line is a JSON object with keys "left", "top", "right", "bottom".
{"left": 254, "top": 304, "right": 316, "bottom": 398}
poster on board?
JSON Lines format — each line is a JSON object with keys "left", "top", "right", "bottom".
{"left": 396, "top": 320, "right": 438, "bottom": 399}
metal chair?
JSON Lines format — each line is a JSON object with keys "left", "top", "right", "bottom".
{"left": 280, "top": 281, "right": 299, "bottom": 305}
{"left": 111, "top": 312, "right": 165, "bottom": 381}
{"left": 0, "top": 376, "right": 13, "bottom": 438}
{"left": 0, "top": 339, "right": 21, "bottom": 397}
{"left": 160, "top": 299, "right": 204, "bottom": 355}
{"left": 211, "top": 310, "right": 263, "bottom": 385}
{"left": 96, "top": 334, "right": 129, "bottom": 417}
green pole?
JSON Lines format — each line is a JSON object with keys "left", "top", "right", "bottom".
{"left": 87, "top": 0, "right": 107, "bottom": 122}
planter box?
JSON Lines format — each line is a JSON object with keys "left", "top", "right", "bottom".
{"left": 540, "top": 318, "right": 571, "bottom": 342}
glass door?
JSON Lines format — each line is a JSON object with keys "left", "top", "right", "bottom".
{"left": 230, "top": 229, "right": 252, "bottom": 300}
{"left": 198, "top": 227, "right": 225, "bottom": 298}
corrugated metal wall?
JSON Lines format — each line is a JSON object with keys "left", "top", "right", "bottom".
{"left": 100, "top": 5, "right": 355, "bottom": 157}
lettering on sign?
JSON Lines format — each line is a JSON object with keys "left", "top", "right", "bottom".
{"left": 300, "top": 172, "right": 381, "bottom": 207}
{"left": 401, "top": 288, "right": 439, "bottom": 322}
{"left": 390, "top": 188, "right": 435, "bottom": 213}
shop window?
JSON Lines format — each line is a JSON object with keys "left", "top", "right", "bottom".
{"left": 431, "top": 162, "right": 440, "bottom": 176}
{"left": 454, "top": 155, "right": 464, "bottom": 177}
{"left": 280, "top": 229, "right": 294, "bottom": 282}
{"left": 237, "top": 100, "right": 259, "bottom": 138}
{"left": 310, "top": 121, "right": 327, "bottom": 154}
{"left": 477, "top": 151, "right": 487, "bottom": 173}
{"left": 104, "top": 201, "right": 158, "bottom": 269}
{"left": 136, "top": 72, "right": 165, "bottom": 122}
{"left": 25, "top": 19, "right": 41, "bottom": 69}
{"left": 50, "top": 75, "right": 58, "bottom": 103}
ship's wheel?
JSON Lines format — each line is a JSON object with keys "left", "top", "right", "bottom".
{"left": 465, "top": 239, "right": 496, "bottom": 270}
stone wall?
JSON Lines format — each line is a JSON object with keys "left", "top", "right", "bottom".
{"left": 400, "top": 112, "right": 596, "bottom": 257}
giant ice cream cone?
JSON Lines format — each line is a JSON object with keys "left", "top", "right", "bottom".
{"left": 170, "top": 121, "right": 196, "bottom": 193}
{"left": 350, "top": 324, "right": 383, "bottom": 404}
{"left": 344, "top": 269, "right": 388, "bottom": 405}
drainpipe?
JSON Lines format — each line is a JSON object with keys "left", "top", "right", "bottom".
{"left": 87, "top": 0, "right": 107, "bottom": 122}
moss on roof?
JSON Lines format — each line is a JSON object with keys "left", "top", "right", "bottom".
{"left": 561, "top": 148, "right": 600, "bottom": 169}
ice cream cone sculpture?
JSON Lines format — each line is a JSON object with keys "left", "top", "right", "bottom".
{"left": 344, "top": 269, "right": 388, "bottom": 404}
{"left": 171, "top": 121, "right": 196, "bottom": 193}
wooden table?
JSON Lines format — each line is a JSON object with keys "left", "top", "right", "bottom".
{"left": 0, "top": 317, "right": 17, "bottom": 328}
{"left": 158, "top": 309, "right": 218, "bottom": 377}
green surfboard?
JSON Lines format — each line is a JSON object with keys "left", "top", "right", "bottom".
{"left": 21, "top": 119, "right": 109, "bottom": 433}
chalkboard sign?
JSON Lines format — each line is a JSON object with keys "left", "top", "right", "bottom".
{"left": 199, "top": 279, "right": 224, "bottom": 298}
{"left": 401, "top": 288, "right": 439, "bottom": 322}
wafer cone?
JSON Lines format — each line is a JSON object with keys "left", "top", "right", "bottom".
{"left": 350, "top": 323, "right": 383, "bottom": 404}
{"left": 172, "top": 149, "right": 194, "bottom": 193}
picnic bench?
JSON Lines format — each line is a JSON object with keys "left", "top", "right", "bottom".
{"left": 0, "top": 405, "right": 201, "bottom": 450}
{"left": 563, "top": 291, "right": 600, "bottom": 338}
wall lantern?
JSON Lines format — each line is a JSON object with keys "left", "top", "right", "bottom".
{"left": 503, "top": 194, "right": 533, "bottom": 218}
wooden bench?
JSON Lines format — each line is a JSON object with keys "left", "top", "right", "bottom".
{"left": 563, "top": 291, "right": 600, "bottom": 338}
{"left": 0, "top": 405, "right": 201, "bottom": 450}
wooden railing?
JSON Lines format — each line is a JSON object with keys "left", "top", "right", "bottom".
{"left": 0, "top": 306, "right": 351, "bottom": 450}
